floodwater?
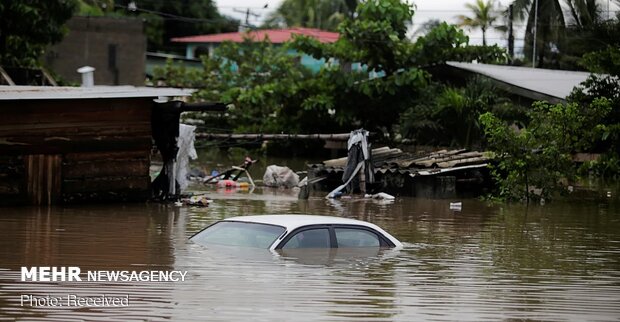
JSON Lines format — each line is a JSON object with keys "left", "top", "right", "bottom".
{"left": 1, "top": 181, "right": 620, "bottom": 320}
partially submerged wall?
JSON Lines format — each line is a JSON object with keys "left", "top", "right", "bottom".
{"left": 0, "top": 98, "right": 152, "bottom": 205}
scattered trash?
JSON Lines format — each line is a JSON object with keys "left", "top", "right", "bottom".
{"left": 180, "top": 195, "right": 212, "bottom": 207}
{"left": 174, "top": 201, "right": 183, "bottom": 207}
{"left": 204, "top": 156, "right": 257, "bottom": 187}
{"left": 540, "top": 198, "right": 546, "bottom": 205}
{"left": 263, "top": 165, "right": 299, "bottom": 188}
{"left": 217, "top": 180, "right": 250, "bottom": 189}
{"left": 328, "top": 191, "right": 343, "bottom": 199}
{"left": 188, "top": 168, "right": 207, "bottom": 181}
{"left": 364, "top": 192, "right": 395, "bottom": 200}
{"left": 568, "top": 185, "right": 574, "bottom": 193}
{"left": 449, "top": 202, "right": 462, "bottom": 211}
{"left": 607, "top": 191, "right": 612, "bottom": 198}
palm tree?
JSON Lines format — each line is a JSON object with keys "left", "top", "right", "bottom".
{"left": 512, "top": 0, "right": 565, "bottom": 67}
{"left": 456, "top": 0, "right": 502, "bottom": 46}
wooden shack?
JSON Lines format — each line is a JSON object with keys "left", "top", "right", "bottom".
{"left": 0, "top": 86, "right": 191, "bottom": 206}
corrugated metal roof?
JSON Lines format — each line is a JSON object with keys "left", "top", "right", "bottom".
{"left": 310, "top": 148, "right": 491, "bottom": 176}
{"left": 0, "top": 85, "right": 194, "bottom": 100}
{"left": 446, "top": 61, "right": 592, "bottom": 101}
{"left": 171, "top": 27, "right": 339, "bottom": 44}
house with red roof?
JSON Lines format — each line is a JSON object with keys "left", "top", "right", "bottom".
{"left": 171, "top": 28, "right": 339, "bottom": 72}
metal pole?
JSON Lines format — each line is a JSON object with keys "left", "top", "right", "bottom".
{"left": 532, "top": 0, "right": 538, "bottom": 68}
{"left": 508, "top": 4, "right": 514, "bottom": 62}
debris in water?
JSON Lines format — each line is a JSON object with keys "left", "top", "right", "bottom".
{"left": 180, "top": 195, "right": 212, "bottom": 207}
{"left": 364, "top": 192, "right": 395, "bottom": 200}
{"left": 449, "top": 202, "right": 462, "bottom": 211}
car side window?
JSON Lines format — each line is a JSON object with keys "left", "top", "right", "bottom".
{"left": 282, "top": 228, "right": 330, "bottom": 249}
{"left": 335, "top": 228, "right": 380, "bottom": 247}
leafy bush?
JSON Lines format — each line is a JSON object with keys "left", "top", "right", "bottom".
{"left": 480, "top": 98, "right": 612, "bottom": 201}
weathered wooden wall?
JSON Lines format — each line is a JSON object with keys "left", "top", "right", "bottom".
{"left": 0, "top": 98, "right": 152, "bottom": 205}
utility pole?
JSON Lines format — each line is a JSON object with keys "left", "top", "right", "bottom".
{"left": 532, "top": 0, "right": 539, "bottom": 68}
{"left": 233, "top": 8, "right": 260, "bottom": 31}
{"left": 508, "top": 4, "right": 514, "bottom": 63}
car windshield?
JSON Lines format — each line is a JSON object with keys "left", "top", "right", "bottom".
{"left": 191, "top": 221, "right": 286, "bottom": 248}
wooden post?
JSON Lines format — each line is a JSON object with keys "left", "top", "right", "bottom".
{"left": 25, "top": 154, "right": 61, "bottom": 205}
{"left": 359, "top": 162, "right": 366, "bottom": 194}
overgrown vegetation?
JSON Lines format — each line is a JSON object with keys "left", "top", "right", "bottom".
{"left": 0, "top": 0, "right": 77, "bottom": 67}
{"left": 479, "top": 12, "right": 620, "bottom": 201}
{"left": 151, "top": 0, "right": 620, "bottom": 202}
{"left": 480, "top": 98, "right": 613, "bottom": 201}
{"left": 155, "top": 0, "right": 507, "bottom": 138}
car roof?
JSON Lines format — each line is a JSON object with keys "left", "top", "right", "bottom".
{"left": 222, "top": 214, "right": 382, "bottom": 231}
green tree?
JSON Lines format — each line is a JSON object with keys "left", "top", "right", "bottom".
{"left": 156, "top": 0, "right": 506, "bottom": 139}
{"left": 113, "top": 0, "right": 238, "bottom": 52}
{"left": 480, "top": 98, "right": 612, "bottom": 201}
{"left": 400, "top": 76, "right": 518, "bottom": 147}
{"left": 456, "top": 0, "right": 502, "bottom": 46}
{"left": 0, "top": 0, "right": 77, "bottom": 67}
{"left": 264, "top": 0, "right": 357, "bottom": 31}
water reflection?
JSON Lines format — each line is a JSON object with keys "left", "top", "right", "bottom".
{"left": 0, "top": 186, "right": 619, "bottom": 321}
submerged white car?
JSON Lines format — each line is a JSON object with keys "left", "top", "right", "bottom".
{"left": 190, "top": 215, "right": 403, "bottom": 251}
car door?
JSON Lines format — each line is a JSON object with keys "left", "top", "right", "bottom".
{"left": 277, "top": 225, "right": 333, "bottom": 249}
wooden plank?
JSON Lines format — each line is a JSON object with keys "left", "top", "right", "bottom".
{"left": 0, "top": 66, "right": 15, "bottom": 85}
{"left": 196, "top": 133, "right": 352, "bottom": 140}
{"left": 64, "top": 150, "right": 149, "bottom": 162}
{"left": 0, "top": 136, "right": 153, "bottom": 155}
{"left": 25, "top": 154, "right": 61, "bottom": 205}
{"left": 62, "top": 176, "right": 150, "bottom": 193}
{"left": 415, "top": 151, "right": 483, "bottom": 168}
{"left": 0, "top": 98, "right": 151, "bottom": 125}
{"left": 40, "top": 67, "right": 58, "bottom": 86}
{"left": 0, "top": 164, "right": 24, "bottom": 177}
{"left": 0, "top": 122, "right": 151, "bottom": 137}
{"left": 63, "top": 159, "right": 149, "bottom": 179}
{"left": 0, "top": 180, "right": 21, "bottom": 194}
{"left": 435, "top": 156, "right": 490, "bottom": 168}
{"left": 323, "top": 147, "right": 401, "bottom": 168}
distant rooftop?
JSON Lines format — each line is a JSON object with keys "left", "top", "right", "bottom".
{"left": 0, "top": 85, "right": 193, "bottom": 100}
{"left": 171, "top": 27, "right": 339, "bottom": 44}
{"left": 446, "top": 62, "right": 593, "bottom": 103}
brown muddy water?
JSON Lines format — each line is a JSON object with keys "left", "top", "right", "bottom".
{"left": 1, "top": 187, "right": 619, "bottom": 321}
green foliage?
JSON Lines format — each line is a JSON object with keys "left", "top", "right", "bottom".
{"left": 411, "top": 22, "right": 507, "bottom": 65}
{"left": 513, "top": 0, "right": 566, "bottom": 68}
{"left": 581, "top": 46, "right": 620, "bottom": 76}
{"left": 400, "top": 76, "right": 517, "bottom": 147}
{"left": 156, "top": 0, "right": 507, "bottom": 139}
{"left": 154, "top": 38, "right": 338, "bottom": 133}
{"left": 0, "top": 0, "right": 77, "bottom": 67}
{"left": 335, "top": 0, "right": 415, "bottom": 74}
{"left": 480, "top": 98, "right": 613, "bottom": 201}
{"left": 456, "top": 0, "right": 502, "bottom": 46}
{"left": 264, "top": 0, "right": 357, "bottom": 31}
{"left": 579, "top": 152, "right": 620, "bottom": 178}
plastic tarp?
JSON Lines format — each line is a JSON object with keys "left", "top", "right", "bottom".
{"left": 341, "top": 129, "right": 374, "bottom": 192}
{"left": 263, "top": 165, "right": 299, "bottom": 188}
{"left": 175, "top": 124, "right": 198, "bottom": 192}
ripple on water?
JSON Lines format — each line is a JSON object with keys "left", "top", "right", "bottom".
{"left": 0, "top": 193, "right": 619, "bottom": 321}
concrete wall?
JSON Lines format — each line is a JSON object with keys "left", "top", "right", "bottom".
{"left": 45, "top": 16, "right": 146, "bottom": 86}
